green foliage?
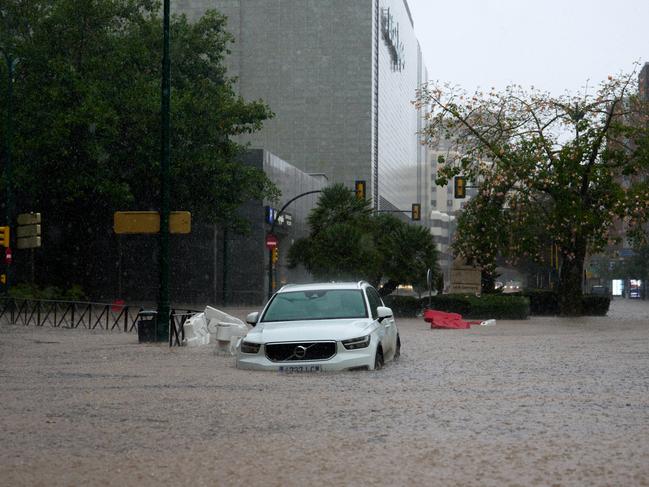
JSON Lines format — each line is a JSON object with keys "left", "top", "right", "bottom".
{"left": 382, "top": 295, "right": 421, "bottom": 317}
{"left": 525, "top": 290, "right": 611, "bottom": 316}
{"left": 425, "top": 294, "right": 530, "bottom": 320}
{"left": 581, "top": 295, "right": 611, "bottom": 316}
{"left": 9, "top": 283, "right": 86, "bottom": 301}
{"left": 525, "top": 290, "right": 559, "bottom": 316}
{"left": 288, "top": 184, "right": 379, "bottom": 281}
{"left": 416, "top": 69, "right": 649, "bottom": 315}
{"left": 288, "top": 184, "right": 441, "bottom": 295}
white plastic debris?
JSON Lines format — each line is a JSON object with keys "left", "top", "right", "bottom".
{"left": 213, "top": 321, "right": 249, "bottom": 355}
{"left": 480, "top": 319, "right": 497, "bottom": 326}
{"left": 182, "top": 306, "right": 250, "bottom": 354}
{"left": 182, "top": 312, "right": 211, "bottom": 347}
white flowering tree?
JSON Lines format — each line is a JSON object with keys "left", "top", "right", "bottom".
{"left": 416, "top": 68, "right": 649, "bottom": 315}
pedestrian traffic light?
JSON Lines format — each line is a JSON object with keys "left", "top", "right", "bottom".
{"left": 272, "top": 246, "right": 279, "bottom": 264}
{"left": 355, "top": 180, "right": 366, "bottom": 200}
{"left": 0, "top": 226, "right": 9, "bottom": 247}
{"left": 411, "top": 203, "right": 421, "bottom": 221}
{"left": 454, "top": 176, "right": 466, "bottom": 199}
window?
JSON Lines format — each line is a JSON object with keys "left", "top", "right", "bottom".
{"left": 365, "top": 286, "right": 383, "bottom": 319}
{"left": 262, "top": 290, "right": 367, "bottom": 322}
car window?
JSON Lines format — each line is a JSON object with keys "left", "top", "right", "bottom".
{"left": 365, "top": 287, "right": 383, "bottom": 320}
{"left": 261, "top": 290, "right": 368, "bottom": 322}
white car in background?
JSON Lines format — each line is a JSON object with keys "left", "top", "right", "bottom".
{"left": 236, "top": 281, "right": 400, "bottom": 372}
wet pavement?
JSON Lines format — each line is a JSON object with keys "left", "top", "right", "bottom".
{"left": 1, "top": 298, "right": 648, "bottom": 486}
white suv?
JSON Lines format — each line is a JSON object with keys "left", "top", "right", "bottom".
{"left": 236, "top": 282, "right": 400, "bottom": 372}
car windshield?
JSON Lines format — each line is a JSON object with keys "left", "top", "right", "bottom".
{"left": 261, "top": 290, "right": 367, "bottom": 322}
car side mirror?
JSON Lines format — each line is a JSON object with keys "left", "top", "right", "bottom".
{"left": 377, "top": 306, "right": 393, "bottom": 323}
{"left": 246, "top": 312, "right": 259, "bottom": 326}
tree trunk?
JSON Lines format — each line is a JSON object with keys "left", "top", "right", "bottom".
{"left": 378, "top": 280, "right": 399, "bottom": 297}
{"left": 558, "top": 240, "right": 586, "bottom": 316}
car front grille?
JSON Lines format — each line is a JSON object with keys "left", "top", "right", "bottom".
{"left": 265, "top": 341, "right": 337, "bottom": 362}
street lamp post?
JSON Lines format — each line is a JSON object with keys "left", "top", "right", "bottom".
{"left": 156, "top": 0, "right": 171, "bottom": 341}
{"left": 2, "top": 51, "right": 17, "bottom": 294}
{"left": 267, "top": 190, "right": 322, "bottom": 299}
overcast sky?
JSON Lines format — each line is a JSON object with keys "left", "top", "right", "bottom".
{"left": 407, "top": 0, "right": 648, "bottom": 96}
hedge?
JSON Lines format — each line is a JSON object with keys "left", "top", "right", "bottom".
{"left": 581, "top": 295, "right": 611, "bottom": 316}
{"left": 383, "top": 294, "right": 530, "bottom": 319}
{"left": 383, "top": 291, "right": 610, "bottom": 318}
{"left": 524, "top": 290, "right": 611, "bottom": 316}
{"left": 382, "top": 295, "right": 421, "bottom": 317}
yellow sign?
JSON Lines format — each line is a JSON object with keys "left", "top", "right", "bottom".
{"left": 0, "top": 226, "right": 9, "bottom": 247}
{"left": 114, "top": 211, "right": 191, "bottom": 234}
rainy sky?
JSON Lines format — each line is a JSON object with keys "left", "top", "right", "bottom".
{"left": 407, "top": 0, "right": 649, "bottom": 96}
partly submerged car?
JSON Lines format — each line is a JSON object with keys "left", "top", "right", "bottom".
{"left": 236, "top": 281, "right": 400, "bottom": 372}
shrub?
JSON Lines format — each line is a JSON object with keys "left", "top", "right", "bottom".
{"left": 525, "top": 290, "right": 559, "bottom": 316}
{"left": 525, "top": 290, "right": 610, "bottom": 316}
{"left": 581, "top": 295, "right": 611, "bottom": 316}
{"left": 8, "top": 283, "right": 87, "bottom": 301}
{"left": 382, "top": 295, "right": 421, "bottom": 317}
{"left": 465, "top": 294, "right": 529, "bottom": 320}
{"left": 421, "top": 294, "right": 529, "bottom": 320}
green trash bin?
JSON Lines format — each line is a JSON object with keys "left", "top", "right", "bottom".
{"left": 137, "top": 310, "right": 158, "bottom": 343}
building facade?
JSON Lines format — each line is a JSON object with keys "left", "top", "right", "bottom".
{"left": 176, "top": 0, "right": 429, "bottom": 218}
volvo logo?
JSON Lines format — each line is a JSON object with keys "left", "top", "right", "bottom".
{"left": 293, "top": 345, "right": 307, "bottom": 359}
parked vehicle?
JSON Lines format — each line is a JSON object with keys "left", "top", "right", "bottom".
{"left": 236, "top": 281, "right": 400, "bottom": 372}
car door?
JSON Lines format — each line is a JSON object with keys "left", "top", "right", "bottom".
{"left": 365, "top": 286, "right": 396, "bottom": 355}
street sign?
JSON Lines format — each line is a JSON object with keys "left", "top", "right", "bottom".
{"left": 17, "top": 213, "right": 43, "bottom": 249}
{"left": 113, "top": 211, "right": 191, "bottom": 234}
{"left": 17, "top": 237, "right": 41, "bottom": 249}
{"left": 17, "top": 224, "right": 40, "bottom": 238}
{"left": 17, "top": 213, "right": 41, "bottom": 225}
{"left": 265, "top": 233, "right": 278, "bottom": 249}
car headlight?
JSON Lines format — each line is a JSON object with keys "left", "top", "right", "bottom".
{"left": 240, "top": 341, "right": 261, "bottom": 354}
{"left": 342, "top": 335, "right": 370, "bottom": 350}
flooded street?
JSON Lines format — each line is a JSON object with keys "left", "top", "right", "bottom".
{"left": 1, "top": 299, "right": 648, "bottom": 486}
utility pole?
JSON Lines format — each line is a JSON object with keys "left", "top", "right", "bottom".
{"left": 157, "top": 0, "right": 171, "bottom": 341}
{"left": 2, "top": 51, "right": 16, "bottom": 294}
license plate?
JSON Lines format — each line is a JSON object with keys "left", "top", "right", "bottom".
{"left": 278, "top": 364, "right": 322, "bottom": 373}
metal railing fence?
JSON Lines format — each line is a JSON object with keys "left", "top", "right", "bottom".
{"left": 0, "top": 298, "right": 198, "bottom": 346}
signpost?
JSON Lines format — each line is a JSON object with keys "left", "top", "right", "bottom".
{"left": 265, "top": 233, "right": 278, "bottom": 249}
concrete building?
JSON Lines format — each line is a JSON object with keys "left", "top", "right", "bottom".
{"left": 176, "top": 0, "right": 429, "bottom": 219}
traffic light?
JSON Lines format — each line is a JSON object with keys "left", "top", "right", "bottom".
{"left": 272, "top": 246, "right": 279, "bottom": 264}
{"left": 454, "top": 176, "right": 466, "bottom": 199}
{"left": 411, "top": 203, "right": 421, "bottom": 221}
{"left": 355, "top": 180, "right": 366, "bottom": 200}
{"left": 0, "top": 226, "right": 9, "bottom": 247}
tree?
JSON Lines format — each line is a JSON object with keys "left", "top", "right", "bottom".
{"left": 0, "top": 0, "right": 278, "bottom": 292}
{"left": 416, "top": 68, "right": 649, "bottom": 315}
{"left": 288, "top": 184, "right": 440, "bottom": 296}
